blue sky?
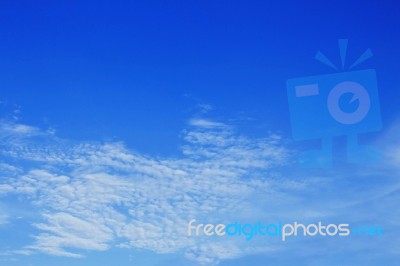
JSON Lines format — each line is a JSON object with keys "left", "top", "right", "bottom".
{"left": 0, "top": 1, "right": 399, "bottom": 265}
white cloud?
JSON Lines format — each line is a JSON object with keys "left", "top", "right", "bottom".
{"left": 1, "top": 118, "right": 398, "bottom": 265}
{"left": 0, "top": 121, "right": 43, "bottom": 138}
{"left": 189, "top": 119, "right": 227, "bottom": 129}
{"left": 0, "top": 119, "right": 290, "bottom": 264}
{"left": 27, "top": 212, "right": 114, "bottom": 257}
{"left": 0, "top": 213, "right": 8, "bottom": 226}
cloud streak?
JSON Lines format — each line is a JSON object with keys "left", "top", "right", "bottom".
{"left": 0, "top": 118, "right": 399, "bottom": 265}
{"left": 0, "top": 118, "right": 289, "bottom": 264}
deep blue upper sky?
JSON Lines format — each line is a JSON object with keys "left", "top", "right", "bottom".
{"left": 0, "top": 0, "right": 399, "bottom": 155}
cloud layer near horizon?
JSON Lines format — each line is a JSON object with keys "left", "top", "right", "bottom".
{"left": 0, "top": 118, "right": 399, "bottom": 265}
{"left": 0, "top": 118, "right": 291, "bottom": 264}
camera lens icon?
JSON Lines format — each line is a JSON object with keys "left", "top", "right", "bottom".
{"left": 286, "top": 69, "right": 382, "bottom": 167}
{"left": 327, "top": 81, "right": 371, "bottom": 125}
{"left": 286, "top": 40, "right": 382, "bottom": 167}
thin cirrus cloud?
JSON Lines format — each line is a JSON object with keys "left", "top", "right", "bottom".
{"left": 0, "top": 118, "right": 290, "bottom": 265}
{"left": 1, "top": 117, "right": 399, "bottom": 265}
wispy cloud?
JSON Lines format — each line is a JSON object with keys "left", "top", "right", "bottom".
{"left": 188, "top": 118, "right": 227, "bottom": 129}
{"left": 0, "top": 118, "right": 290, "bottom": 264}
{"left": 0, "top": 212, "right": 8, "bottom": 226}
{"left": 0, "top": 118, "right": 399, "bottom": 265}
{"left": 0, "top": 121, "right": 43, "bottom": 138}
